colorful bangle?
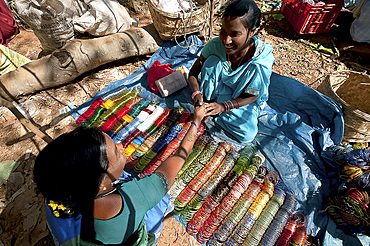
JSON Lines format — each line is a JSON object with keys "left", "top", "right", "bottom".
{"left": 191, "top": 90, "right": 203, "bottom": 101}
{"left": 191, "top": 121, "right": 199, "bottom": 132}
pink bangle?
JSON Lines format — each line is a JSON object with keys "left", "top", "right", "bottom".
{"left": 191, "top": 90, "right": 203, "bottom": 101}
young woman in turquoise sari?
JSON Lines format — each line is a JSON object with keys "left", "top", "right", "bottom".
{"left": 189, "top": 0, "right": 275, "bottom": 143}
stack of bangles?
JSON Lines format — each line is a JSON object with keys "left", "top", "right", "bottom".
{"left": 191, "top": 90, "right": 203, "bottom": 101}
{"left": 221, "top": 100, "right": 240, "bottom": 112}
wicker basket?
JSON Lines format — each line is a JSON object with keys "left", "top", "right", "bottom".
{"left": 317, "top": 70, "right": 370, "bottom": 143}
{"left": 147, "top": 0, "right": 209, "bottom": 40}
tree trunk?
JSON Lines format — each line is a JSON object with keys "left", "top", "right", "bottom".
{"left": 0, "top": 24, "right": 162, "bottom": 102}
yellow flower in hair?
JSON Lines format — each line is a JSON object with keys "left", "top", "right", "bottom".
{"left": 53, "top": 211, "right": 60, "bottom": 217}
{"left": 58, "top": 204, "right": 66, "bottom": 210}
{"left": 48, "top": 200, "right": 58, "bottom": 210}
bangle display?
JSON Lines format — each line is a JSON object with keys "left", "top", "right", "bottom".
{"left": 191, "top": 121, "right": 199, "bottom": 132}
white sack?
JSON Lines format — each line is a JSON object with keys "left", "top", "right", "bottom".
{"left": 15, "top": 0, "right": 84, "bottom": 53}
{"left": 73, "top": 0, "right": 132, "bottom": 36}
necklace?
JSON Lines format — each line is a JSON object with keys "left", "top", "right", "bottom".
{"left": 228, "top": 51, "right": 247, "bottom": 70}
{"left": 95, "top": 187, "right": 118, "bottom": 199}
{"left": 227, "top": 39, "right": 254, "bottom": 69}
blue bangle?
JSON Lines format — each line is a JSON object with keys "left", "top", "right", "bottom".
{"left": 191, "top": 121, "right": 199, "bottom": 132}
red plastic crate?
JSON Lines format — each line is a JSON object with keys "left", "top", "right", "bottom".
{"left": 280, "top": 0, "right": 343, "bottom": 34}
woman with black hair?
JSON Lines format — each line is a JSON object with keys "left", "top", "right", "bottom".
{"left": 188, "top": 0, "right": 275, "bottom": 144}
{"left": 34, "top": 104, "right": 206, "bottom": 245}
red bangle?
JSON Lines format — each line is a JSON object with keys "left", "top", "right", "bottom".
{"left": 235, "top": 99, "right": 240, "bottom": 109}
{"left": 221, "top": 102, "right": 229, "bottom": 112}
{"left": 191, "top": 90, "right": 203, "bottom": 101}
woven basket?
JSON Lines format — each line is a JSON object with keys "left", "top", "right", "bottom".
{"left": 317, "top": 70, "right": 370, "bottom": 142}
{"left": 147, "top": 0, "right": 209, "bottom": 40}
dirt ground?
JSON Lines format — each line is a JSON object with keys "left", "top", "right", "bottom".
{"left": 0, "top": 1, "right": 369, "bottom": 245}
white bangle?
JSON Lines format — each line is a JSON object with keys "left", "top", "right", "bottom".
{"left": 191, "top": 90, "right": 203, "bottom": 101}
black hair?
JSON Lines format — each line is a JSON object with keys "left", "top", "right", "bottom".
{"left": 223, "top": 0, "right": 261, "bottom": 31}
{"left": 34, "top": 127, "right": 109, "bottom": 243}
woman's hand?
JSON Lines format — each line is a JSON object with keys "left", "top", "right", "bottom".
{"left": 193, "top": 104, "right": 206, "bottom": 123}
{"left": 193, "top": 94, "right": 204, "bottom": 107}
{"left": 205, "top": 102, "right": 225, "bottom": 116}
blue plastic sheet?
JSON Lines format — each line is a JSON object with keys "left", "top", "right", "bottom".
{"left": 71, "top": 36, "right": 369, "bottom": 245}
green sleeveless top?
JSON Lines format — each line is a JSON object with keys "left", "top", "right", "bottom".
{"left": 94, "top": 173, "right": 166, "bottom": 245}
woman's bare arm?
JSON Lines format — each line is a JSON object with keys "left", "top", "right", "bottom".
{"left": 156, "top": 105, "right": 206, "bottom": 187}
{"left": 205, "top": 94, "right": 258, "bottom": 116}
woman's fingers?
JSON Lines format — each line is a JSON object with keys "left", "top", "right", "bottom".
{"left": 205, "top": 103, "right": 222, "bottom": 116}
{"left": 193, "top": 94, "right": 204, "bottom": 107}
{"left": 194, "top": 104, "right": 207, "bottom": 121}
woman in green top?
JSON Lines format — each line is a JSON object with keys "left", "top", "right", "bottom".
{"left": 33, "top": 104, "right": 206, "bottom": 245}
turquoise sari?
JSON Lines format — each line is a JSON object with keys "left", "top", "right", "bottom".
{"left": 200, "top": 36, "right": 275, "bottom": 143}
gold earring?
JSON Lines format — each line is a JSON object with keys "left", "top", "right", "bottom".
{"left": 103, "top": 186, "right": 107, "bottom": 191}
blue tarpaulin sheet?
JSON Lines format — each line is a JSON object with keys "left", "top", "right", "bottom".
{"left": 71, "top": 36, "right": 369, "bottom": 245}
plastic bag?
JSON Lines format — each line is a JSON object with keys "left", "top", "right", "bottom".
{"left": 157, "top": 0, "right": 196, "bottom": 13}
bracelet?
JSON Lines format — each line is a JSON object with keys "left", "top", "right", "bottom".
{"left": 235, "top": 99, "right": 240, "bottom": 109}
{"left": 191, "top": 121, "right": 199, "bottom": 132}
{"left": 221, "top": 101, "right": 228, "bottom": 112}
{"left": 191, "top": 90, "right": 203, "bottom": 101}
{"left": 222, "top": 101, "right": 234, "bottom": 112}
